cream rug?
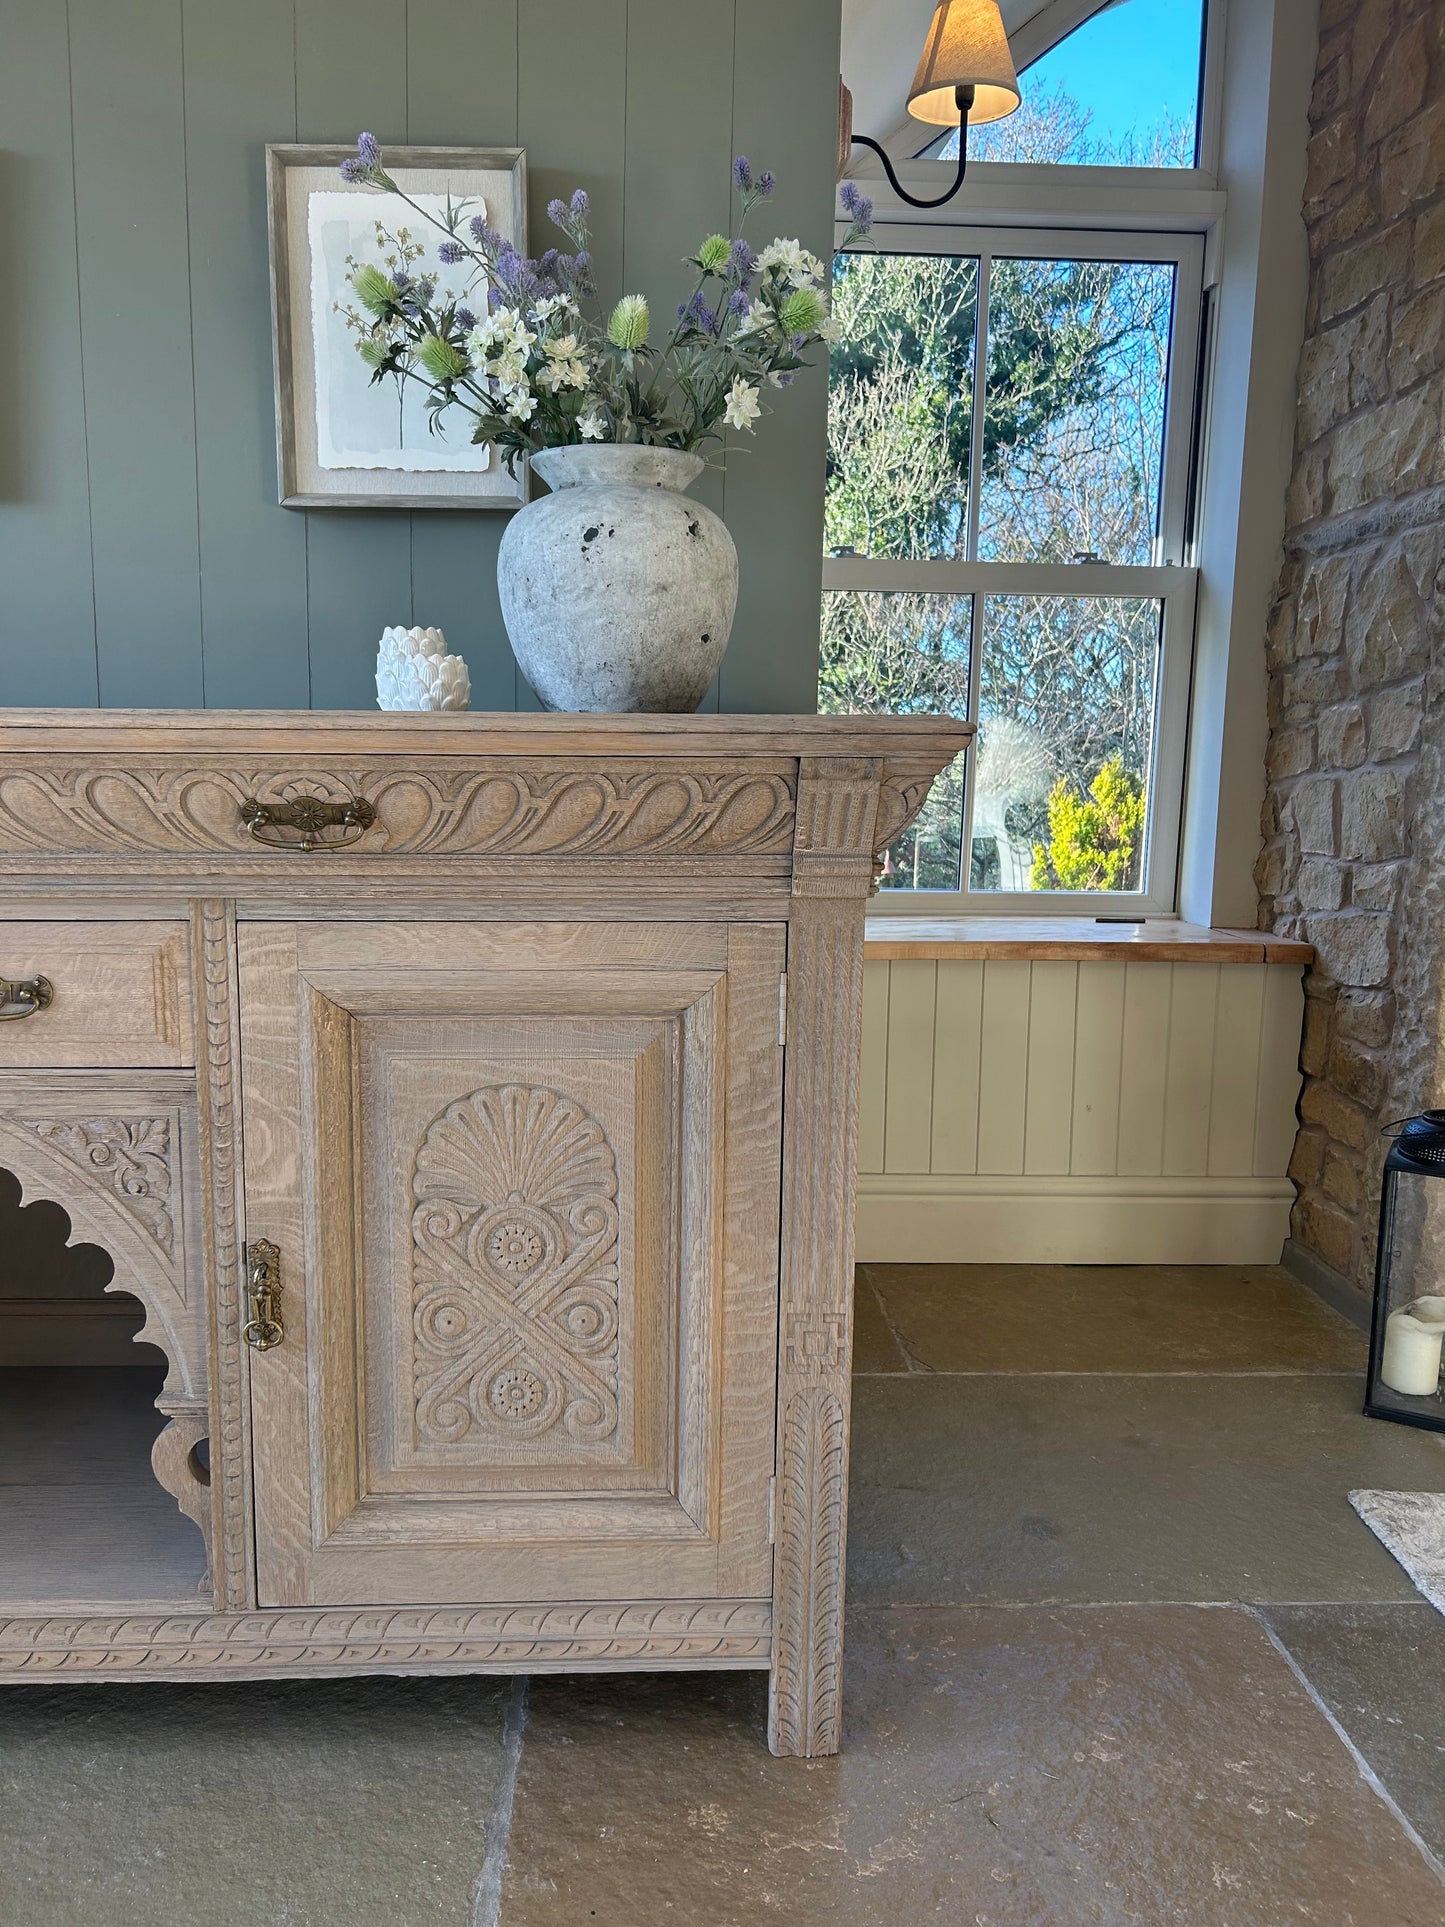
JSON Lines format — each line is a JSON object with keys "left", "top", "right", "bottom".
{"left": 1350, "top": 1488, "right": 1445, "bottom": 1616}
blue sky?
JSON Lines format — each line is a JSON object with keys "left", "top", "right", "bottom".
{"left": 1023, "top": 0, "right": 1206, "bottom": 153}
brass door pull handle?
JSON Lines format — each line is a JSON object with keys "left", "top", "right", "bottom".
{"left": 0, "top": 976, "right": 53, "bottom": 1021}
{"left": 244, "top": 1240, "right": 284, "bottom": 1351}
{"left": 240, "top": 795, "right": 377, "bottom": 852}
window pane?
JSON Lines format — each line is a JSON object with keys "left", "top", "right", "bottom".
{"left": 819, "top": 591, "right": 970, "bottom": 890}
{"left": 972, "top": 595, "right": 1160, "bottom": 894}
{"left": 826, "top": 254, "right": 978, "bottom": 559}
{"left": 978, "top": 257, "right": 1174, "bottom": 566}
{"left": 933, "top": 0, "right": 1206, "bottom": 166}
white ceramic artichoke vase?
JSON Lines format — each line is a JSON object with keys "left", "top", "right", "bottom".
{"left": 497, "top": 445, "right": 738, "bottom": 713}
{"left": 375, "top": 626, "right": 472, "bottom": 711}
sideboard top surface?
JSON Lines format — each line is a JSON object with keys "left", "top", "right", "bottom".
{"left": 0, "top": 709, "right": 971, "bottom": 762}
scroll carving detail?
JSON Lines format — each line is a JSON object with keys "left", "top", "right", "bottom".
{"left": 20, "top": 1117, "right": 173, "bottom": 1255}
{"left": 0, "top": 765, "right": 795, "bottom": 859}
{"left": 411, "top": 1085, "right": 622, "bottom": 1447}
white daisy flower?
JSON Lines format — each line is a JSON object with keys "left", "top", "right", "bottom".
{"left": 723, "top": 378, "right": 762, "bottom": 431}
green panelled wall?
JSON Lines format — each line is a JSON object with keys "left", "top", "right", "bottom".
{"left": 0, "top": 0, "right": 838, "bottom": 711}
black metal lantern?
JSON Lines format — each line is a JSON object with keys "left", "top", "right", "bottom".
{"left": 1365, "top": 1111, "right": 1445, "bottom": 1432}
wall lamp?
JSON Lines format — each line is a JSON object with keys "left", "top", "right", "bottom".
{"left": 845, "top": 0, "right": 1022, "bottom": 210}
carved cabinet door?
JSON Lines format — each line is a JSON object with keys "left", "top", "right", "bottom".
{"left": 238, "top": 919, "right": 784, "bottom": 1608}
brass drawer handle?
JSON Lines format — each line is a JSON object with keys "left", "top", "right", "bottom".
{"left": 240, "top": 794, "right": 377, "bottom": 852}
{"left": 0, "top": 975, "right": 53, "bottom": 1021}
{"left": 243, "top": 1240, "right": 284, "bottom": 1351}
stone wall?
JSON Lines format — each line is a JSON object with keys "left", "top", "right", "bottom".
{"left": 1257, "top": 0, "right": 1445, "bottom": 1293}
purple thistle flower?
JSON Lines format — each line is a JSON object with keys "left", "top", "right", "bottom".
{"left": 570, "top": 188, "right": 589, "bottom": 216}
{"left": 469, "top": 214, "right": 493, "bottom": 244}
{"left": 678, "top": 291, "right": 718, "bottom": 334}
{"left": 733, "top": 155, "right": 753, "bottom": 192}
{"left": 437, "top": 240, "right": 466, "bottom": 265}
{"left": 547, "top": 196, "right": 568, "bottom": 228}
{"left": 729, "top": 238, "right": 756, "bottom": 277}
{"left": 839, "top": 180, "right": 874, "bottom": 232}
{"left": 339, "top": 156, "right": 369, "bottom": 184}
{"left": 456, "top": 307, "right": 476, "bottom": 331}
{"left": 540, "top": 248, "right": 559, "bottom": 271}
{"left": 757, "top": 169, "right": 776, "bottom": 197}
{"left": 728, "top": 288, "right": 749, "bottom": 315}
{"left": 357, "top": 132, "right": 381, "bottom": 168}
{"left": 392, "top": 269, "right": 411, "bottom": 291}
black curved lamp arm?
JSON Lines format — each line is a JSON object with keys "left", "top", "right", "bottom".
{"left": 849, "top": 84, "right": 975, "bottom": 210}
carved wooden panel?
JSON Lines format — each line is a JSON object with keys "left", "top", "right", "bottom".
{"left": 0, "top": 763, "right": 795, "bottom": 860}
{"left": 0, "top": 922, "right": 193, "bottom": 1066}
{"left": 0, "top": 1087, "right": 202, "bottom": 1400}
{"left": 240, "top": 921, "right": 784, "bottom": 1611}
{"left": 412, "top": 1085, "right": 623, "bottom": 1451}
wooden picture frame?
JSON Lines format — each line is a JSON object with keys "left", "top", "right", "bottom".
{"left": 266, "top": 143, "right": 528, "bottom": 510}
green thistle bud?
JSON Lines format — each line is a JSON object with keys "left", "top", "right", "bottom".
{"left": 607, "top": 294, "right": 650, "bottom": 352}
{"left": 417, "top": 334, "right": 470, "bottom": 383}
{"left": 357, "top": 338, "right": 389, "bottom": 370}
{"left": 696, "top": 234, "right": 732, "bottom": 275}
{"left": 778, "top": 286, "right": 827, "bottom": 335}
{"left": 351, "top": 262, "right": 397, "bottom": 315}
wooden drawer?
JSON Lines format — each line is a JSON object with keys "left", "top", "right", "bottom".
{"left": 0, "top": 922, "right": 193, "bottom": 1067}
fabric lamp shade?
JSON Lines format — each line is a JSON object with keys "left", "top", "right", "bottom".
{"left": 907, "top": 0, "right": 1021, "bottom": 126}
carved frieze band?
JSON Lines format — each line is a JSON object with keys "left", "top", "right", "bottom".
{"left": 771, "top": 1389, "right": 847, "bottom": 1758}
{"left": 412, "top": 1085, "right": 622, "bottom": 1448}
{"left": 0, "top": 765, "right": 795, "bottom": 859}
{"left": 194, "top": 901, "right": 250, "bottom": 1611}
{"left": 0, "top": 1601, "right": 773, "bottom": 1676}
{"left": 19, "top": 1117, "right": 174, "bottom": 1256}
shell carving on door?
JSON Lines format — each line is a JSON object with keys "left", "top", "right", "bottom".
{"left": 410, "top": 1085, "right": 622, "bottom": 1448}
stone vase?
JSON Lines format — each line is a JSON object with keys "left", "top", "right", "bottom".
{"left": 497, "top": 444, "right": 737, "bottom": 713}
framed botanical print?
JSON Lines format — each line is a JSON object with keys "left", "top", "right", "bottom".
{"left": 266, "top": 143, "right": 528, "bottom": 510}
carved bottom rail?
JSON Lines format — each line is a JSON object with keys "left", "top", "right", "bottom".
{"left": 0, "top": 1601, "right": 773, "bottom": 1680}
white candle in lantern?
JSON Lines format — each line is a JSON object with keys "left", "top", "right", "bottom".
{"left": 1381, "top": 1296, "right": 1445, "bottom": 1397}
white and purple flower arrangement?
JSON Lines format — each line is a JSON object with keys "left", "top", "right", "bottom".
{"left": 334, "top": 134, "right": 872, "bottom": 474}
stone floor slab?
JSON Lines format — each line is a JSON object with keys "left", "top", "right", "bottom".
{"left": 849, "top": 1372, "right": 1445, "bottom": 1605}
{"left": 497, "top": 1604, "right": 1445, "bottom": 1926}
{"left": 0, "top": 1677, "right": 509, "bottom": 1927}
{"left": 851, "top": 1267, "right": 908, "bottom": 1373}
{"left": 1262, "top": 1602, "right": 1445, "bottom": 1870}
{"left": 863, "top": 1263, "right": 1366, "bottom": 1374}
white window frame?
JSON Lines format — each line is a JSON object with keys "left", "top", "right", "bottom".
{"left": 827, "top": 223, "right": 1205, "bottom": 916}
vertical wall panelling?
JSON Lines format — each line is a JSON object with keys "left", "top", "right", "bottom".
{"left": 182, "top": 0, "right": 309, "bottom": 707}
{"left": 0, "top": 2, "right": 99, "bottom": 703}
{"left": 882, "top": 959, "right": 936, "bottom": 1174}
{"left": 1255, "top": 965, "right": 1307, "bottom": 1178}
{"left": 68, "top": 0, "right": 204, "bottom": 705}
{"left": 5, "top": 0, "right": 840, "bottom": 711}
{"left": 1070, "top": 961, "right": 1126, "bottom": 1177}
{"left": 1162, "top": 962, "right": 1220, "bottom": 1175}
{"left": 1208, "top": 965, "right": 1268, "bottom": 1177}
{"left": 857, "top": 958, "right": 888, "bottom": 1176}
{"left": 976, "top": 960, "right": 1030, "bottom": 1175}
{"left": 404, "top": 0, "right": 520, "bottom": 712}
{"left": 294, "top": 0, "right": 413, "bottom": 708}
{"left": 857, "top": 959, "right": 1307, "bottom": 1264}
{"left": 722, "top": 0, "right": 839, "bottom": 712}
{"left": 515, "top": 0, "right": 628, "bottom": 709}
{"left": 930, "top": 959, "right": 984, "bottom": 1174}
{"left": 1023, "top": 960, "right": 1077, "bottom": 1175}
{"left": 1116, "top": 961, "right": 1172, "bottom": 1177}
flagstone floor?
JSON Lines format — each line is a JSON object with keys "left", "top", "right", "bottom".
{"left": 5, "top": 1263, "right": 1445, "bottom": 1926}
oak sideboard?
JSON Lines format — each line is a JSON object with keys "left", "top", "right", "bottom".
{"left": 0, "top": 709, "right": 966, "bottom": 1756}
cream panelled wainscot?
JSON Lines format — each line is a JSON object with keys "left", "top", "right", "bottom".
{"left": 0, "top": 710, "right": 965, "bottom": 1758}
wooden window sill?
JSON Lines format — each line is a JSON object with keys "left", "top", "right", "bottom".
{"left": 862, "top": 916, "right": 1312, "bottom": 964}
